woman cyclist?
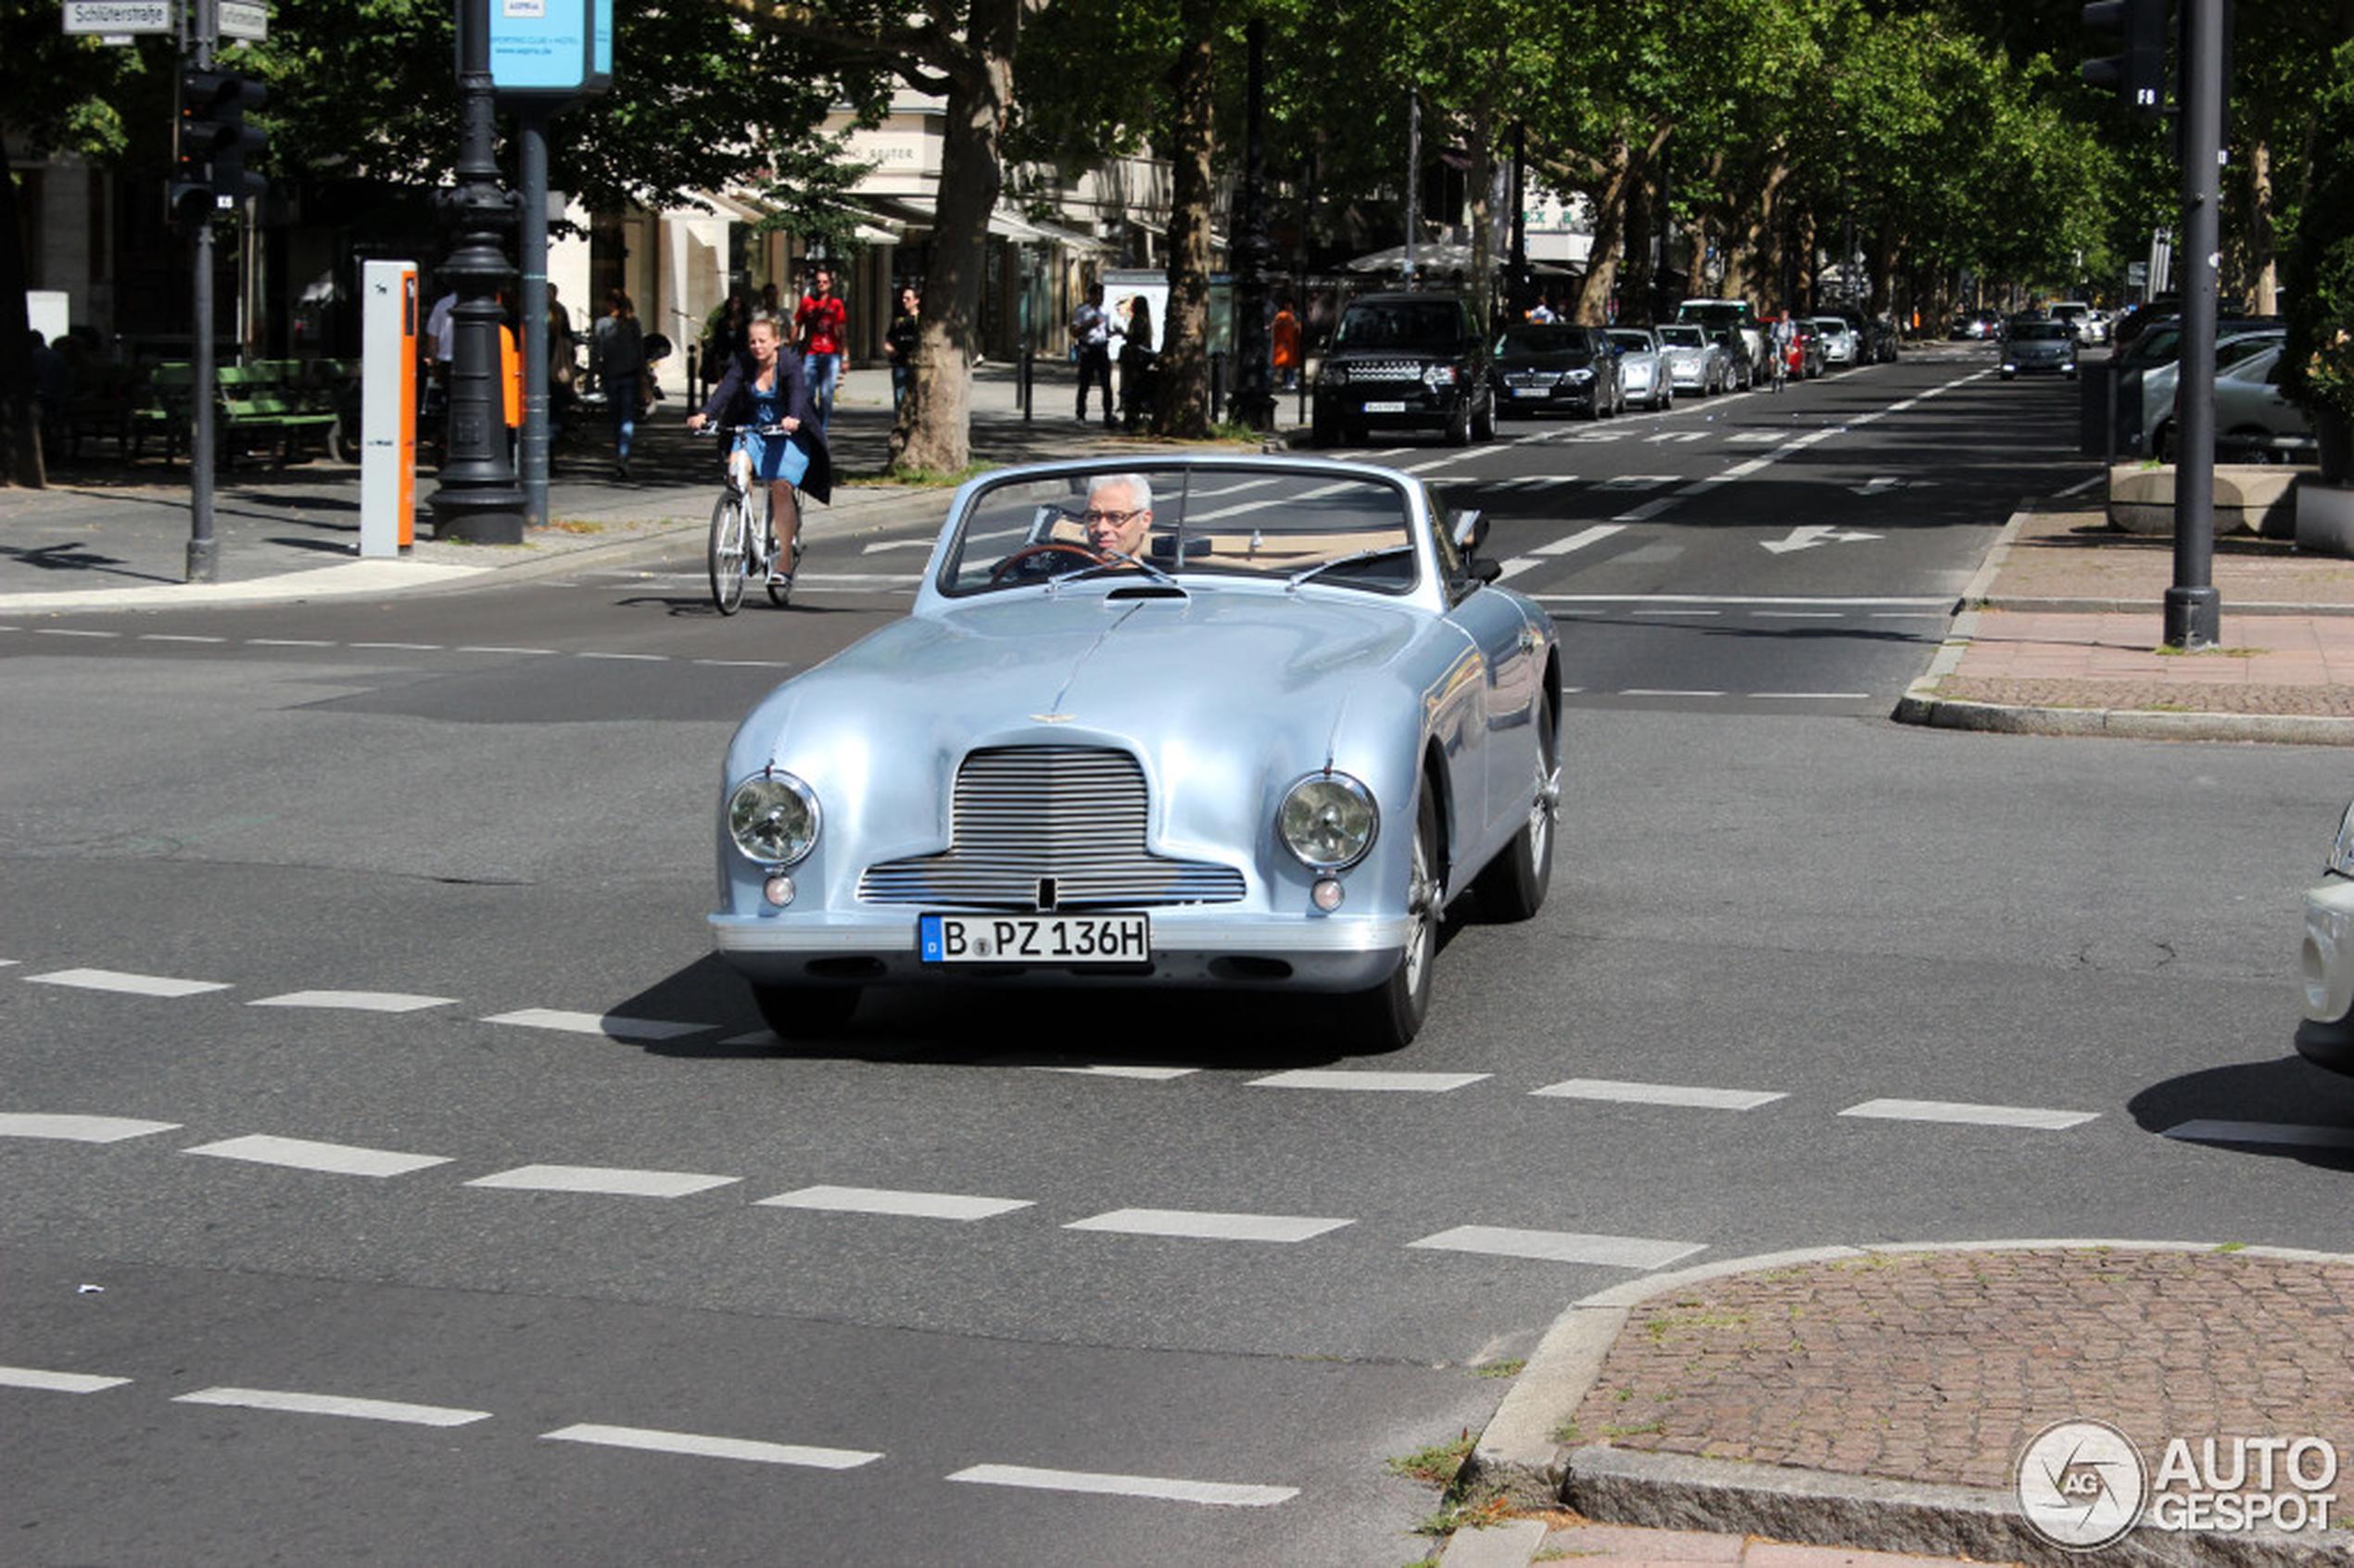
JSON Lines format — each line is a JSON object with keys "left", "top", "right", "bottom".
{"left": 689, "top": 314, "right": 833, "bottom": 589}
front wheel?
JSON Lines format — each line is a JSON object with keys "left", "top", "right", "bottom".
{"left": 708, "top": 493, "right": 749, "bottom": 615}
{"left": 1471, "top": 390, "right": 1497, "bottom": 443}
{"left": 1341, "top": 785, "right": 1439, "bottom": 1051}
{"left": 1473, "top": 702, "right": 1556, "bottom": 922}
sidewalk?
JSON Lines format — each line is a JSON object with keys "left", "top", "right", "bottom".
{"left": 0, "top": 360, "right": 1225, "bottom": 613}
{"left": 1442, "top": 1242, "right": 2354, "bottom": 1568}
{"left": 1894, "top": 492, "right": 2354, "bottom": 744}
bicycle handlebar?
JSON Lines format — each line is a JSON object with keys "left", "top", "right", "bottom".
{"left": 695, "top": 420, "right": 797, "bottom": 438}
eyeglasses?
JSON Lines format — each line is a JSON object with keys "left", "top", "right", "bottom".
{"left": 1078, "top": 508, "right": 1142, "bottom": 526}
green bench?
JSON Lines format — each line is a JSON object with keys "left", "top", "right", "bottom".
{"left": 128, "top": 359, "right": 348, "bottom": 466}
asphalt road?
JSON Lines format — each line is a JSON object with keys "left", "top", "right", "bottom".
{"left": 6, "top": 347, "right": 2351, "bottom": 1567}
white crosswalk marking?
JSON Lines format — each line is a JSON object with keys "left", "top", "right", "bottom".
{"left": 1066, "top": 1208, "right": 1352, "bottom": 1243}
{"left": 946, "top": 1463, "right": 1297, "bottom": 1508}
{"left": 758, "top": 1185, "right": 1032, "bottom": 1220}
{"left": 175, "top": 1386, "right": 491, "bottom": 1426}
{"left": 1407, "top": 1226, "right": 1704, "bottom": 1269}
{"left": 545, "top": 1423, "right": 881, "bottom": 1468}
{"left": 183, "top": 1133, "right": 452, "bottom": 1178}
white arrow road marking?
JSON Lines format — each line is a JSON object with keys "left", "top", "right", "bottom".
{"left": 1761, "top": 525, "right": 1882, "bottom": 554}
{"left": 947, "top": 1463, "right": 1297, "bottom": 1508}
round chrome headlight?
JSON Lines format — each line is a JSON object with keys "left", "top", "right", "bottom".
{"left": 727, "top": 772, "right": 819, "bottom": 866}
{"left": 1323, "top": 365, "right": 1349, "bottom": 387}
{"left": 1278, "top": 773, "right": 1378, "bottom": 871}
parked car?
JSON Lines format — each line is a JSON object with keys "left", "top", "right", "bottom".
{"left": 1767, "top": 317, "right": 1825, "bottom": 378}
{"left": 708, "top": 455, "right": 1563, "bottom": 1051}
{"left": 1490, "top": 321, "right": 1624, "bottom": 419}
{"left": 1999, "top": 320, "right": 2079, "bottom": 379}
{"left": 1811, "top": 316, "right": 1860, "bottom": 368}
{"left": 1653, "top": 323, "right": 1733, "bottom": 396}
{"left": 2139, "top": 328, "right": 2289, "bottom": 459}
{"left": 2118, "top": 315, "right": 2283, "bottom": 372}
{"left": 2050, "top": 301, "right": 2108, "bottom": 345}
{"left": 1675, "top": 297, "right": 1766, "bottom": 381}
{"left": 1605, "top": 327, "right": 1672, "bottom": 410}
{"left": 2297, "top": 796, "right": 2354, "bottom": 1078}
{"left": 1311, "top": 291, "right": 1497, "bottom": 446}
{"left": 1711, "top": 328, "right": 1757, "bottom": 386}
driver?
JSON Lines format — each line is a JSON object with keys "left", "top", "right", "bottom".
{"left": 1080, "top": 474, "right": 1154, "bottom": 560}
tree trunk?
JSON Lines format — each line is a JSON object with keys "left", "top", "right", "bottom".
{"left": 891, "top": 0, "right": 1021, "bottom": 475}
{"left": 0, "top": 125, "right": 47, "bottom": 488}
{"left": 1156, "top": 1, "right": 1214, "bottom": 439}
{"left": 1571, "top": 137, "right": 1633, "bottom": 325}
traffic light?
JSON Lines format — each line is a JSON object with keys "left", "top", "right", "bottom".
{"left": 2082, "top": 0, "right": 2168, "bottom": 115}
{"left": 176, "top": 69, "right": 270, "bottom": 215}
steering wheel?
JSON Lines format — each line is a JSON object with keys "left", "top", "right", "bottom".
{"left": 991, "top": 541, "right": 1111, "bottom": 584}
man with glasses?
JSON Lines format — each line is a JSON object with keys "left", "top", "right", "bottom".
{"left": 1082, "top": 473, "right": 1154, "bottom": 560}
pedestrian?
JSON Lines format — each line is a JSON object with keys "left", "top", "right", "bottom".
{"left": 702, "top": 292, "right": 747, "bottom": 399}
{"left": 884, "top": 283, "right": 921, "bottom": 412}
{"left": 794, "top": 265, "right": 847, "bottom": 432}
{"left": 1119, "top": 296, "right": 1157, "bottom": 434}
{"left": 1271, "top": 298, "right": 1301, "bottom": 392}
{"left": 1071, "top": 282, "right": 1117, "bottom": 426}
{"left": 547, "top": 285, "right": 577, "bottom": 447}
{"left": 591, "top": 287, "right": 646, "bottom": 478}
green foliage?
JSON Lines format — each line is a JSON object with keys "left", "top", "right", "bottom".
{"left": 2283, "top": 41, "right": 2354, "bottom": 422}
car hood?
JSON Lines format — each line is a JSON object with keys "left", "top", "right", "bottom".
{"left": 1495, "top": 349, "right": 1598, "bottom": 369}
{"left": 725, "top": 588, "right": 1448, "bottom": 883}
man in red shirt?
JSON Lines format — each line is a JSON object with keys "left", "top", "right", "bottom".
{"left": 795, "top": 266, "right": 847, "bottom": 432}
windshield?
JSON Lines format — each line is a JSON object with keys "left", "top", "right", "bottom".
{"left": 937, "top": 465, "right": 1423, "bottom": 599}
{"left": 1496, "top": 324, "right": 1586, "bottom": 357}
{"left": 1676, "top": 301, "right": 1752, "bottom": 331}
{"left": 1607, "top": 331, "right": 1656, "bottom": 353}
{"left": 2013, "top": 322, "right": 2072, "bottom": 342}
{"left": 1335, "top": 300, "right": 1465, "bottom": 351}
{"left": 1655, "top": 326, "right": 1708, "bottom": 348}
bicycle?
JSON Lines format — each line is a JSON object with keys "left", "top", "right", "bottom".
{"left": 700, "top": 421, "right": 804, "bottom": 614}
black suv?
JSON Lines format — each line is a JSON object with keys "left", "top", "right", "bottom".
{"left": 1312, "top": 292, "right": 1496, "bottom": 446}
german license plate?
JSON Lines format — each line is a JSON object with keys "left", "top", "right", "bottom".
{"left": 919, "top": 913, "right": 1150, "bottom": 965}
{"left": 1362, "top": 399, "right": 1408, "bottom": 413}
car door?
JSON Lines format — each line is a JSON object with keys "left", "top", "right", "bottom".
{"left": 1436, "top": 511, "right": 1543, "bottom": 846}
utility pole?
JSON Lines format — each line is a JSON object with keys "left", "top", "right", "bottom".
{"left": 2165, "top": 0, "right": 2223, "bottom": 650}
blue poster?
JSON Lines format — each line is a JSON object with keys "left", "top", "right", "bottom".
{"left": 488, "top": 0, "right": 610, "bottom": 100}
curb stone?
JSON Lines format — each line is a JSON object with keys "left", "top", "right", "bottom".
{"left": 1453, "top": 1240, "right": 2354, "bottom": 1568}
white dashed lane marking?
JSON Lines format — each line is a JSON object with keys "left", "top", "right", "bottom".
{"left": 1065, "top": 1208, "right": 1353, "bottom": 1244}
{"left": 1532, "top": 1078, "right": 1786, "bottom": 1111}
{"left": 1839, "top": 1098, "right": 2098, "bottom": 1131}
{"left": 1407, "top": 1226, "right": 1704, "bottom": 1269}
{"left": 182, "top": 1133, "right": 454, "bottom": 1178}
{"left": 1, "top": 1366, "right": 133, "bottom": 1394}
{"left": 544, "top": 1423, "right": 882, "bottom": 1469}
{"left": 465, "top": 1165, "right": 740, "bottom": 1198}
{"left": 248, "top": 990, "right": 457, "bottom": 1013}
{"left": 1247, "top": 1069, "right": 1488, "bottom": 1093}
{"left": 0, "top": 1113, "right": 181, "bottom": 1142}
{"left": 757, "top": 1185, "right": 1035, "bottom": 1220}
{"left": 173, "top": 1386, "right": 491, "bottom": 1426}
{"left": 481, "top": 1007, "right": 713, "bottom": 1041}
{"left": 27, "top": 967, "right": 230, "bottom": 997}
{"left": 946, "top": 1463, "right": 1297, "bottom": 1509}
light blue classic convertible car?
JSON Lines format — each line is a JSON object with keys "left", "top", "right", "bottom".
{"left": 710, "top": 456, "right": 1563, "bottom": 1049}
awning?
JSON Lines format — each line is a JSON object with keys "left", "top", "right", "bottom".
{"left": 854, "top": 193, "right": 1107, "bottom": 252}
{"left": 697, "top": 187, "right": 900, "bottom": 246}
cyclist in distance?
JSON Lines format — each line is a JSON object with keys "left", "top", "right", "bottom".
{"left": 689, "top": 314, "right": 833, "bottom": 588}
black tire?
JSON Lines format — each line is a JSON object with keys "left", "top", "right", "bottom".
{"left": 1446, "top": 396, "right": 1473, "bottom": 447}
{"left": 1473, "top": 702, "right": 1556, "bottom": 922}
{"left": 1472, "top": 390, "right": 1497, "bottom": 443}
{"left": 752, "top": 981, "right": 861, "bottom": 1040}
{"left": 1342, "top": 784, "right": 1439, "bottom": 1051}
{"left": 708, "top": 494, "right": 748, "bottom": 616}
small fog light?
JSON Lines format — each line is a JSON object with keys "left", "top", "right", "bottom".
{"left": 764, "top": 873, "right": 796, "bottom": 907}
{"left": 1311, "top": 876, "right": 1345, "bottom": 912}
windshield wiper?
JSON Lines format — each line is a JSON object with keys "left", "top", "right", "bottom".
{"left": 1286, "top": 545, "right": 1414, "bottom": 590}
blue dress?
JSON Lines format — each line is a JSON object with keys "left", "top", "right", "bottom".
{"left": 742, "top": 374, "right": 805, "bottom": 484}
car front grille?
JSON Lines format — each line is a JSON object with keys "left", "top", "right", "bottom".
{"left": 857, "top": 746, "right": 1247, "bottom": 910}
{"left": 1350, "top": 360, "right": 1429, "bottom": 382}
{"left": 1506, "top": 372, "right": 1560, "bottom": 388}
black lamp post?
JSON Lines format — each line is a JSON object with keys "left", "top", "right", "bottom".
{"left": 428, "top": 0, "right": 525, "bottom": 544}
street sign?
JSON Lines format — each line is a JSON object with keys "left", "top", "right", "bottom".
{"left": 62, "top": 0, "right": 172, "bottom": 34}
{"left": 220, "top": 1, "right": 267, "bottom": 41}
{"left": 488, "top": 0, "right": 612, "bottom": 102}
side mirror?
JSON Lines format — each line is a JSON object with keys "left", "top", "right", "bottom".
{"left": 1451, "top": 507, "right": 1488, "bottom": 559}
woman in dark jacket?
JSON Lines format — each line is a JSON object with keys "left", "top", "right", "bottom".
{"left": 689, "top": 315, "right": 833, "bottom": 588}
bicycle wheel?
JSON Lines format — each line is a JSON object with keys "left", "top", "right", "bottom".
{"left": 708, "top": 492, "right": 748, "bottom": 615}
